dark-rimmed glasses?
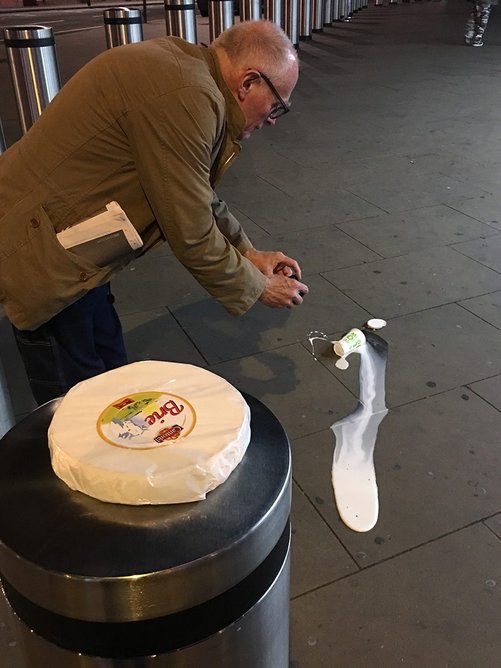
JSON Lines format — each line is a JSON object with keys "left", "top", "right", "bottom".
{"left": 257, "top": 71, "right": 291, "bottom": 120}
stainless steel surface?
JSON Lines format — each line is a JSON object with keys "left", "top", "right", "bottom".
{"left": 240, "top": 0, "right": 261, "bottom": 21}
{"left": 332, "top": 0, "right": 340, "bottom": 21}
{"left": 5, "top": 530, "right": 290, "bottom": 667}
{"left": 0, "top": 118, "right": 6, "bottom": 154}
{"left": 323, "top": 0, "right": 333, "bottom": 25}
{"left": 0, "top": 394, "right": 291, "bottom": 623}
{"left": 208, "top": 0, "right": 234, "bottom": 42}
{"left": 0, "top": 358, "right": 14, "bottom": 438}
{"left": 299, "top": 0, "right": 312, "bottom": 38}
{"left": 263, "top": 0, "right": 283, "bottom": 29}
{"left": 103, "top": 8, "right": 143, "bottom": 49}
{"left": 164, "top": 0, "right": 197, "bottom": 44}
{"left": 312, "top": 0, "right": 324, "bottom": 31}
{"left": 284, "top": 0, "right": 299, "bottom": 47}
{"left": 3, "top": 26, "right": 61, "bottom": 134}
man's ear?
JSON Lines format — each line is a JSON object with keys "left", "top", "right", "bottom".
{"left": 238, "top": 72, "right": 260, "bottom": 101}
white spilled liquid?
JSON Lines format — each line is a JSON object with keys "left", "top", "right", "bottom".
{"left": 331, "top": 342, "right": 388, "bottom": 533}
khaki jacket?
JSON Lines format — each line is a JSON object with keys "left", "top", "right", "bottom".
{"left": 0, "top": 37, "right": 266, "bottom": 330}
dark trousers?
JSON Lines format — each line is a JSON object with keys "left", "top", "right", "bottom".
{"left": 13, "top": 284, "right": 127, "bottom": 406}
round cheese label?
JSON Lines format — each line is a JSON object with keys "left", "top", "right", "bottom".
{"left": 97, "top": 391, "right": 196, "bottom": 450}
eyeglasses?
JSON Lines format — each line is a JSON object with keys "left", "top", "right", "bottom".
{"left": 257, "top": 71, "right": 291, "bottom": 120}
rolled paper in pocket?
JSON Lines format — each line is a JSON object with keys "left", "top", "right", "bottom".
{"left": 333, "top": 328, "right": 366, "bottom": 357}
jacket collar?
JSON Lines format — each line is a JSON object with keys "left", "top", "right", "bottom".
{"left": 203, "top": 46, "right": 246, "bottom": 143}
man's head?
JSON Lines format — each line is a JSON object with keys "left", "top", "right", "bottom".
{"left": 212, "top": 20, "right": 299, "bottom": 140}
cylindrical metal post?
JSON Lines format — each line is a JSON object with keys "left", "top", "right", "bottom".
{"left": 284, "top": 0, "right": 299, "bottom": 48}
{"left": 0, "top": 360, "right": 15, "bottom": 439}
{"left": 103, "top": 7, "right": 143, "bottom": 48}
{"left": 0, "top": 119, "right": 6, "bottom": 155}
{"left": 164, "top": 0, "right": 197, "bottom": 43}
{"left": 375, "top": 0, "right": 383, "bottom": 6}
{"left": 263, "top": 0, "right": 283, "bottom": 29}
{"left": 209, "top": 0, "right": 234, "bottom": 42}
{"left": 332, "top": 0, "right": 341, "bottom": 21}
{"left": 323, "top": 0, "right": 333, "bottom": 25}
{"left": 0, "top": 393, "right": 291, "bottom": 667}
{"left": 312, "top": 0, "right": 323, "bottom": 31}
{"left": 240, "top": 0, "right": 261, "bottom": 20}
{"left": 3, "top": 26, "right": 61, "bottom": 135}
{"left": 299, "top": 0, "right": 312, "bottom": 39}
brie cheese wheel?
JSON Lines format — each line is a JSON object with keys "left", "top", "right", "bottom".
{"left": 48, "top": 361, "right": 251, "bottom": 504}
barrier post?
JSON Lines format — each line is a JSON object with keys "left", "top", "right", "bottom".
{"left": 164, "top": 0, "right": 198, "bottom": 43}
{"left": 3, "top": 26, "right": 61, "bottom": 134}
{"left": 103, "top": 7, "right": 143, "bottom": 48}
{"left": 209, "top": 0, "right": 234, "bottom": 42}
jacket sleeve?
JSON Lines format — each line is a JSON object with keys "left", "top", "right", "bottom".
{"left": 211, "top": 193, "right": 254, "bottom": 255}
{"left": 121, "top": 86, "right": 265, "bottom": 316}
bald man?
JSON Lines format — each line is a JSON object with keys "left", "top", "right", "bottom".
{"left": 0, "top": 20, "right": 308, "bottom": 404}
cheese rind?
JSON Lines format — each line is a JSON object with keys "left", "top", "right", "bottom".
{"left": 48, "top": 361, "right": 251, "bottom": 504}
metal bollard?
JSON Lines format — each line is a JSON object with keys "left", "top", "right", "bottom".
{"left": 312, "top": 0, "right": 324, "bottom": 31}
{"left": 299, "top": 0, "right": 312, "bottom": 39}
{"left": 209, "top": 0, "right": 234, "bottom": 42}
{"left": 3, "top": 26, "right": 61, "bottom": 135}
{"left": 332, "top": 0, "right": 341, "bottom": 20}
{"left": 240, "top": 0, "right": 261, "bottom": 20}
{"left": 284, "top": 0, "right": 299, "bottom": 48}
{"left": 164, "top": 0, "right": 197, "bottom": 43}
{"left": 0, "top": 359, "right": 15, "bottom": 440}
{"left": 324, "top": 0, "right": 333, "bottom": 25}
{"left": 263, "top": 0, "right": 283, "bottom": 29}
{"left": 375, "top": 0, "right": 383, "bottom": 6}
{"left": 0, "top": 119, "right": 6, "bottom": 155}
{"left": 103, "top": 7, "right": 143, "bottom": 48}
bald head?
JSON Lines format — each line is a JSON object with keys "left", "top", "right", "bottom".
{"left": 212, "top": 20, "right": 298, "bottom": 88}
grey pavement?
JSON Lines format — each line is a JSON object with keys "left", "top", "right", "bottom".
{"left": 2, "top": 1, "right": 501, "bottom": 666}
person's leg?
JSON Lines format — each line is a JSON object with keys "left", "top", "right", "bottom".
{"left": 473, "top": 2, "right": 492, "bottom": 44}
{"left": 93, "top": 284, "right": 128, "bottom": 371}
{"left": 464, "top": 6, "right": 477, "bottom": 42}
{"left": 13, "top": 284, "right": 127, "bottom": 405}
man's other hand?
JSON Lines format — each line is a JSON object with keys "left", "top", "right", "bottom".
{"left": 258, "top": 274, "right": 309, "bottom": 309}
{"left": 243, "top": 248, "right": 301, "bottom": 279}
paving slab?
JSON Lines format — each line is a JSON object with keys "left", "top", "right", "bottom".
{"left": 459, "top": 290, "right": 501, "bottom": 330}
{"left": 210, "top": 343, "right": 357, "bottom": 440}
{"left": 452, "top": 232, "right": 501, "bottom": 272}
{"left": 322, "top": 246, "right": 501, "bottom": 318}
{"left": 311, "top": 303, "right": 501, "bottom": 407}
{"left": 338, "top": 203, "right": 497, "bottom": 258}
{"left": 469, "top": 374, "right": 501, "bottom": 413}
{"left": 291, "top": 388, "right": 501, "bottom": 564}
{"left": 291, "top": 482, "right": 358, "bottom": 599}
{"left": 170, "top": 274, "right": 371, "bottom": 364}
{"left": 120, "top": 307, "right": 206, "bottom": 367}
{"left": 448, "top": 194, "right": 501, "bottom": 231}
{"left": 290, "top": 523, "right": 501, "bottom": 668}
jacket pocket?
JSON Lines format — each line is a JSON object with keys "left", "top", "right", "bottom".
{"left": 0, "top": 204, "right": 115, "bottom": 330}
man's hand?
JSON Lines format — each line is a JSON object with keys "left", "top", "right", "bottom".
{"left": 243, "top": 248, "right": 301, "bottom": 279}
{"left": 258, "top": 273, "right": 309, "bottom": 309}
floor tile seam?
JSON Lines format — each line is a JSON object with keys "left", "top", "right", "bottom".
{"left": 204, "top": 338, "right": 313, "bottom": 368}
{"left": 339, "top": 186, "right": 392, "bottom": 215}
{"left": 330, "top": 224, "right": 387, "bottom": 261}
{"left": 456, "top": 299, "right": 501, "bottom": 332}
{"left": 443, "top": 202, "right": 501, "bottom": 227}
{"left": 291, "top": 476, "right": 361, "bottom": 571}
{"left": 465, "top": 384, "right": 501, "bottom": 415}
{"left": 482, "top": 519, "right": 501, "bottom": 543}
{"left": 289, "top": 517, "right": 494, "bottom": 602}
{"left": 449, "top": 241, "right": 501, "bottom": 275}
{"left": 166, "top": 307, "right": 212, "bottom": 365}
